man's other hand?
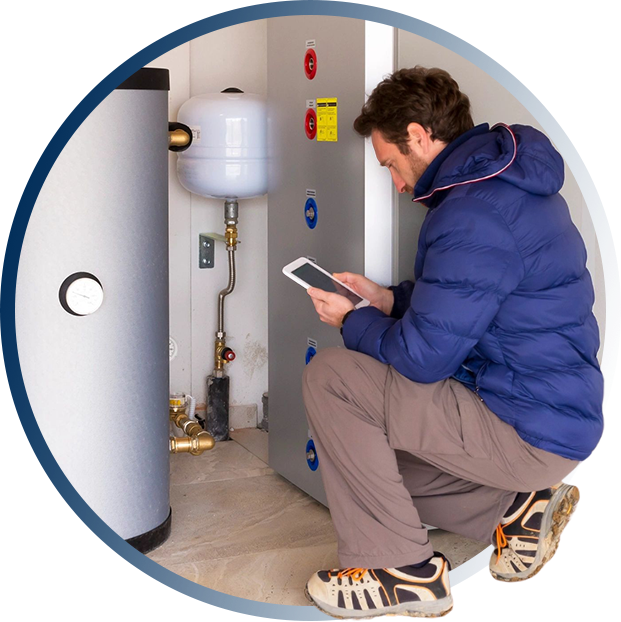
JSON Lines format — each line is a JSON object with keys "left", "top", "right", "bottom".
{"left": 333, "top": 272, "right": 394, "bottom": 315}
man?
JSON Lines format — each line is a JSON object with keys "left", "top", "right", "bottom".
{"left": 302, "top": 67, "right": 603, "bottom": 619}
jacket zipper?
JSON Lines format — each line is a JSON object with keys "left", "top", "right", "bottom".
{"left": 474, "top": 364, "right": 486, "bottom": 403}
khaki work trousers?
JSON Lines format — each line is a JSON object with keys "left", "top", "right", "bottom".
{"left": 302, "top": 347, "right": 578, "bottom": 569}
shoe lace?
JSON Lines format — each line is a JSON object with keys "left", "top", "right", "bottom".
{"left": 328, "top": 568, "right": 369, "bottom": 581}
{"left": 496, "top": 523, "right": 508, "bottom": 555}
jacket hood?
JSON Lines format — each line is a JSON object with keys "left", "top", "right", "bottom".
{"left": 413, "top": 123, "right": 565, "bottom": 204}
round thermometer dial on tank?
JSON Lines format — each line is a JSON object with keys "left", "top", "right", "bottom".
{"left": 59, "top": 272, "right": 104, "bottom": 316}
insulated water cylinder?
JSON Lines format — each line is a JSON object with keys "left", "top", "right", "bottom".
{"left": 176, "top": 89, "right": 267, "bottom": 199}
{"left": 15, "top": 68, "right": 171, "bottom": 551}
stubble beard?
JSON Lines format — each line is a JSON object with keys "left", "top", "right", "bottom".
{"left": 405, "top": 151, "right": 428, "bottom": 195}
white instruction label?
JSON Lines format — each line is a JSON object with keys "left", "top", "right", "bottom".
{"left": 306, "top": 39, "right": 316, "bottom": 48}
{"left": 307, "top": 338, "right": 318, "bottom": 348}
{"left": 190, "top": 126, "right": 201, "bottom": 142}
{"left": 306, "top": 99, "right": 316, "bottom": 109}
{"left": 306, "top": 189, "right": 317, "bottom": 197}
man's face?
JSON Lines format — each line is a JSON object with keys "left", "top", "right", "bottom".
{"left": 371, "top": 129, "right": 428, "bottom": 194}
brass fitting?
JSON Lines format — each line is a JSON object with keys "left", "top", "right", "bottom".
{"left": 170, "top": 432, "right": 214, "bottom": 455}
{"left": 168, "top": 128, "right": 192, "bottom": 149}
{"left": 215, "top": 337, "right": 227, "bottom": 372}
{"left": 169, "top": 404, "right": 215, "bottom": 455}
{"left": 225, "top": 224, "right": 238, "bottom": 249}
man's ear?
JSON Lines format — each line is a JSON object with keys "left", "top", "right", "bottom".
{"left": 406, "top": 122, "right": 445, "bottom": 160}
{"left": 406, "top": 122, "right": 429, "bottom": 154}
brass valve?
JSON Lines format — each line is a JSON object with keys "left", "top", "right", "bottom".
{"left": 214, "top": 338, "right": 236, "bottom": 371}
{"left": 169, "top": 400, "right": 215, "bottom": 456}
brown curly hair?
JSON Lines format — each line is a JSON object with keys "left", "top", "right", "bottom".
{"left": 354, "top": 67, "right": 474, "bottom": 154}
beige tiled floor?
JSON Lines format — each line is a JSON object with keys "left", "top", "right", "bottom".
{"left": 148, "top": 430, "right": 488, "bottom": 606}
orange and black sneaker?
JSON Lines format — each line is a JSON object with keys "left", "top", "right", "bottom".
{"left": 305, "top": 553, "right": 452, "bottom": 619}
{"left": 490, "top": 482, "right": 580, "bottom": 582}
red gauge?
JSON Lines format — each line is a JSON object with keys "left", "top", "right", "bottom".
{"left": 305, "top": 108, "right": 317, "bottom": 140}
{"left": 304, "top": 49, "right": 317, "bottom": 80}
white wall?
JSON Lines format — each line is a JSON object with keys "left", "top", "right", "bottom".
{"left": 149, "top": 20, "right": 269, "bottom": 422}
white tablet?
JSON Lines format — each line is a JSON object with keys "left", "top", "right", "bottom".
{"left": 282, "top": 257, "right": 370, "bottom": 309}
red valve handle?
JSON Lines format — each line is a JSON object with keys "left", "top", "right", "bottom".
{"left": 305, "top": 108, "right": 317, "bottom": 140}
{"left": 222, "top": 348, "right": 236, "bottom": 362}
{"left": 304, "top": 49, "right": 317, "bottom": 80}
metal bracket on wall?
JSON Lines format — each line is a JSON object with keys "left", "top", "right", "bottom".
{"left": 199, "top": 233, "right": 221, "bottom": 269}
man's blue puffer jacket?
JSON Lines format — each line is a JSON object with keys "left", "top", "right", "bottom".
{"left": 342, "top": 123, "right": 604, "bottom": 461}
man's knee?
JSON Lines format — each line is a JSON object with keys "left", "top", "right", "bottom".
{"left": 303, "top": 348, "right": 356, "bottom": 427}
{"left": 303, "top": 347, "right": 354, "bottom": 388}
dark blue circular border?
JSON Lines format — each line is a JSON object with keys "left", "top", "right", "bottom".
{"left": 1, "top": 2, "right": 612, "bottom": 620}
{"left": 305, "top": 197, "right": 318, "bottom": 229}
{"left": 306, "top": 439, "right": 319, "bottom": 471}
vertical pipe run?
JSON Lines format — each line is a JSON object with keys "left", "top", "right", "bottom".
{"left": 207, "top": 199, "right": 239, "bottom": 440}
{"left": 218, "top": 248, "right": 237, "bottom": 334}
{"left": 214, "top": 199, "right": 239, "bottom": 374}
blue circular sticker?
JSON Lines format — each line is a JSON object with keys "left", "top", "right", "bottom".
{"left": 1, "top": 0, "right": 621, "bottom": 620}
{"left": 306, "top": 439, "right": 319, "bottom": 471}
{"left": 305, "top": 346, "right": 317, "bottom": 364}
{"left": 304, "top": 197, "right": 318, "bottom": 229}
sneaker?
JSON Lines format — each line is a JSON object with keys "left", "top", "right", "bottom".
{"left": 490, "top": 482, "right": 580, "bottom": 582}
{"left": 305, "top": 554, "right": 453, "bottom": 619}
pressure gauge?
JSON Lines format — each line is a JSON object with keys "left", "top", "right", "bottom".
{"left": 59, "top": 272, "right": 104, "bottom": 316}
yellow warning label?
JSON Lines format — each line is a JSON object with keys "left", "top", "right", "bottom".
{"left": 316, "top": 97, "right": 338, "bottom": 142}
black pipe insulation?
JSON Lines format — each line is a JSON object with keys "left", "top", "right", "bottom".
{"left": 206, "top": 375, "right": 230, "bottom": 441}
